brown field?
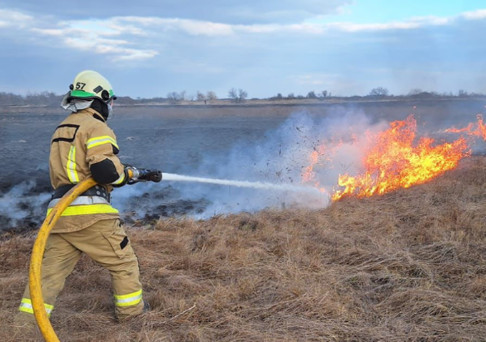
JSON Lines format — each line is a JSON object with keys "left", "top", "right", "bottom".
{"left": 1, "top": 155, "right": 486, "bottom": 341}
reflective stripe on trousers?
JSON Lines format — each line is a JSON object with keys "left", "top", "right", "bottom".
{"left": 114, "top": 289, "right": 143, "bottom": 307}
{"left": 19, "top": 298, "right": 54, "bottom": 317}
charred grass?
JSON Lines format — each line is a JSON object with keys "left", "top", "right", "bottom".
{"left": 1, "top": 157, "right": 486, "bottom": 341}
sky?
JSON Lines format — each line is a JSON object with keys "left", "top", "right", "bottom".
{"left": 0, "top": 1, "right": 486, "bottom": 99}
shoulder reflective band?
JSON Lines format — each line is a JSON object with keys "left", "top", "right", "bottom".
{"left": 46, "top": 204, "right": 119, "bottom": 217}
{"left": 67, "top": 145, "right": 79, "bottom": 183}
{"left": 19, "top": 298, "right": 54, "bottom": 317}
{"left": 87, "top": 135, "right": 119, "bottom": 150}
{"left": 114, "top": 289, "right": 143, "bottom": 307}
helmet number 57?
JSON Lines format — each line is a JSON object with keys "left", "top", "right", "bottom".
{"left": 75, "top": 82, "right": 86, "bottom": 90}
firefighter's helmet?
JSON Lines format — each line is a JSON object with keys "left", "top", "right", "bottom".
{"left": 69, "top": 70, "right": 116, "bottom": 102}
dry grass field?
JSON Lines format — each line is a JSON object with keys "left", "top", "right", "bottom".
{"left": 1, "top": 156, "right": 486, "bottom": 341}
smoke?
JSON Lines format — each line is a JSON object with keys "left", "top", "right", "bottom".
{"left": 0, "top": 181, "right": 51, "bottom": 229}
{"left": 125, "top": 109, "right": 485, "bottom": 222}
{"left": 150, "top": 109, "right": 388, "bottom": 218}
{"left": 10, "top": 107, "right": 472, "bottom": 230}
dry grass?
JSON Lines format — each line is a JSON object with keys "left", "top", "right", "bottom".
{"left": 1, "top": 157, "right": 486, "bottom": 341}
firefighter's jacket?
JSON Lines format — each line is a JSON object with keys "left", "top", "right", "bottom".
{"left": 48, "top": 107, "right": 126, "bottom": 233}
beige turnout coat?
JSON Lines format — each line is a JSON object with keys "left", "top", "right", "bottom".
{"left": 48, "top": 107, "right": 126, "bottom": 232}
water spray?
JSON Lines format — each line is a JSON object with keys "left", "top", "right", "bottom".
{"left": 163, "top": 173, "right": 325, "bottom": 195}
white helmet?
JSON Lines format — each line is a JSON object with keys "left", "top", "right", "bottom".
{"left": 69, "top": 70, "right": 116, "bottom": 102}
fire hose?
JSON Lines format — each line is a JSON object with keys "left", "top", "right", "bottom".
{"left": 28, "top": 168, "right": 161, "bottom": 341}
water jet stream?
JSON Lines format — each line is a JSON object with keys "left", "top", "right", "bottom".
{"left": 163, "top": 173, "right": 324, "bottom": 195}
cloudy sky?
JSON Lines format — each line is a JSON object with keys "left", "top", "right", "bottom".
{"left": 1, "top": 1, "right": 485, "bottom": 99}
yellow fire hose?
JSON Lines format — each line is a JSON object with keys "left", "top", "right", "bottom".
{"left": 29, "top": 177, "right": 97, "bottom": 341}
{"left": 28, "top": 168, "right": 148, "bottom": 341}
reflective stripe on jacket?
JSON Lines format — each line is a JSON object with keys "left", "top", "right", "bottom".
{"left": 47, "top": 196, "right": 119, "bottom": 217}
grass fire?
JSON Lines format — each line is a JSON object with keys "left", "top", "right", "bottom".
{"left": 325, "top": 115, "right": 471, "bottom": 200}
{"left": 300, "top": 114, "right": 486, "bottom": 203}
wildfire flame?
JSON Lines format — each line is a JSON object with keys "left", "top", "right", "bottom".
{"left": 302, "top": 147, "right": 326, "bottom": 184}
{"left": 301, "top": 115, "right": 472, "bottom": 201}
{"left": 444, "top": 114, "right": 486, "bottom": 141}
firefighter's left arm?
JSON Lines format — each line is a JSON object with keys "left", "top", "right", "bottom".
{"left": 86, "top": 125, "right": 128, "bottom": 186}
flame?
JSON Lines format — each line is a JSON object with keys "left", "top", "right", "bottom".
{"left": 445, "top": 114, "right": 486, "bottom": 140}
{"left": 298, "top": 115, "right": 471, "bottom": 201}
{"left": 331, "top": 115, "right": 470, "bottom": 200}
{"left": 302, "top": 148, "right": 324, "bottom": 183}
{"left": 301, "top": 137, "right": 355, "bottom": 192}
{"left": 301, "top": 144, "right": 332, "bottom": 193}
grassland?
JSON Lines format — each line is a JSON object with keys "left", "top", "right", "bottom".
{"left": 1, "top": 157, "right": 486, "bottom": 341}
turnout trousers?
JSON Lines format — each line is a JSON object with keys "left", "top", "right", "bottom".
{"left": 17, "top": 219, "right": 144, "bottom": 321}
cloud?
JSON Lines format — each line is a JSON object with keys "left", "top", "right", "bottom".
{"left": 3, "top": 5, "right": 486, "bottom": 64}
{"left": 461, "top": 9, "right": 486, "bottom": 20}
{"left": 63, "top": 36, "right": 158, "bottom": 61}
{"left": 322, "top": 14, "right": 453, "bottom": 33}
{"left": 118, "top": 11, "right": 470, "bottom": 38}
{"left": 118, "top": 17, "right": 234, "bottom": 36}
{"left": 31, "top": 19, "right": 158, "bottom": 61}
{"left": 113, "top": 12, "right": 458, "bottom": 39}
{"left": 0, "top": 9, "right": 32, "bottom": 28}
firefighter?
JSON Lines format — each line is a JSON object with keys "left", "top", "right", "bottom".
{"left": 15, "top": 70, "right": 161, "bottom": 329}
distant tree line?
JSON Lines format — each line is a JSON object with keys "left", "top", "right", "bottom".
{"left": 166, "top": 88, "right": 246, "bottom": 104}
{"left": 167, "top": 90, "right": 218, "bottom": 104}
{"left": 269, "top": 87, "right": 486, "bottom": 101}
{"left": 271, "top": 90, "right": 331, "bottom": 100}
{"left": 0, "top": 87, "right": 485, "bottom": 107}
{"left": 0, "top": 91, "right": 60, "bottom": 106}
